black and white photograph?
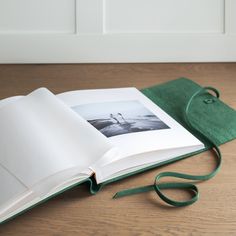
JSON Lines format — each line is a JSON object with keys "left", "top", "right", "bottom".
{"left": 72, "top": 100, "right": 170, "bottom": 138}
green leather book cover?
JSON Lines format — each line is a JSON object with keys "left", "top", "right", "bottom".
{"left": 142, "top": 77, "right": 236, "bottom": 146}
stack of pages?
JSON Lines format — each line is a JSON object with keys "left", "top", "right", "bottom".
{"left": 0, "top": 87, "right": 204, "bottom": 222}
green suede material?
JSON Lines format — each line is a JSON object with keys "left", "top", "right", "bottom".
{"left": 141, "top": 78, "right": 236, "bottom": 146}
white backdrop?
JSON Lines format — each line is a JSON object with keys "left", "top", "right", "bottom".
{"left": 0, "top": 0, "right": 235, "bottom": 63}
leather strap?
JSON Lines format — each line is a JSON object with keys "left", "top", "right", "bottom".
{"left": 113, "top": 87, "right": 222, "bottom": 207}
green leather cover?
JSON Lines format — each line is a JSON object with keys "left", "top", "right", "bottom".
{"left": 141, "top": 77, "right": 236, "bottom": 146}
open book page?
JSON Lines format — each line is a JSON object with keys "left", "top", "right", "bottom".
{"left": 0, "top": 96, "right": 24, "bottom": 109}
{"left": 0, "top": 88, "right": 114, "bottom": 221}
{"left": 58, "top": 88, "right": 205, "bottom": 183}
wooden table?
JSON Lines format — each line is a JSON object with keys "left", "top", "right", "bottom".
{"left": 0, "top": 63, "right": 235, "bottom": 235}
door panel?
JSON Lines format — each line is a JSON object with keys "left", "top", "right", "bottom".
{"left": 0, "top": 0, "right": 75, "bottom": 33}
{"left": 105, "top": 0, "right": 224, "bottom": 33}
{"left": 0, "top": 0, "right": 235, "bottom": 63}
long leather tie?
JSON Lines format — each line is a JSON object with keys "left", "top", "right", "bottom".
{"left": 113, "top": 87, "right": 222, "bottom": 207}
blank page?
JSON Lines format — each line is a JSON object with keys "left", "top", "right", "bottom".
{"left": 0, "top": 88, "right": 113, "bottom": 188}
{"left": 0, "top": 164, "right": 27, "bottom": 209}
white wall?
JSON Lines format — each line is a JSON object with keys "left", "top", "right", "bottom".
{"left": 0, "top": 0, "right": 235, "bottom": 63}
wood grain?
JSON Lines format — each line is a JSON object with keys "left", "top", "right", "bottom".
{"left": 0, "top": 63, "right": 235, "bottom": 236}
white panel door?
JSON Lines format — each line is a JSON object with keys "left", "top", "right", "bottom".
{"left": 0, "top": 0, "right": 235, "bottom": 63}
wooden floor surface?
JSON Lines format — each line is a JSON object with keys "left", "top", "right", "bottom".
{"left": 0, "top": 63, "right": 235, "bottom": 235}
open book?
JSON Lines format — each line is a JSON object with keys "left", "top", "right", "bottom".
{"left": 0, "top": 87, "right": 204, "bottom": 223}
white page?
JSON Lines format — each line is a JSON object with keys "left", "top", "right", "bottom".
{"left": 0, "top": 88, "right": 113, "bottom": 188}
{"left": 93, "top": 145, "right": 204, "bottom": 183}
{"left": 0, "top": 96, "right": 23, "bottom": 109}
{"left": 58, "top": 88, "right": 204, "bottom": 162}
{"left": 0, "top": 164, "right": 28, "bottom": 209}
